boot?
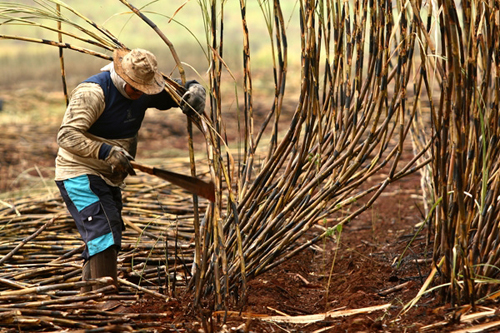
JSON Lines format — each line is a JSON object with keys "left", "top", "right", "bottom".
{"left": 89, "top": 246, "right": 118, "bottom": 292}
{"left": 80, "top": 260, "right": 92, "bottom": 293}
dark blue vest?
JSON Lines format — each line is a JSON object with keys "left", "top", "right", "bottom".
{"left": 84, "top": 72, "right": 178, "bottom": 140}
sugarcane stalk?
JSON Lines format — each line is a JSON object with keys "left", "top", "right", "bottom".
{"left": 0, "top": 277, "right": 113, "bottom": 296}
{"left": 0, "top": 293, "right": 104, "bottom": 308}
{"left": 0, "top": 215, "right": 58, "bottom": 265}
{"left": 0, "top": 35, "right": 112, "bottom": 60}
{"left": 56, "top": 4, "right": 68, "bottom": 106}
{"left": 117, "top": 278, "right": 168, "bottom": 299}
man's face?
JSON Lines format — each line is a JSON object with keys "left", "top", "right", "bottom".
{"left": 125, "top": 83, "right": 144, "bottom": 100}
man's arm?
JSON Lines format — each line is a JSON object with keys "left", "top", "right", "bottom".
{"left": 147, "top": 88, "right": 180, "bottom": 110}
{"left": 57, "top": 83, "right": 106, "bottom": 160}
{"left": 147, "top": 80, "right": 205, "bottom": 113}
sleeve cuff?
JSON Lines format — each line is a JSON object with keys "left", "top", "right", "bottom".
{"left": 98, "top": 143, "right": 112, "bottom": 160}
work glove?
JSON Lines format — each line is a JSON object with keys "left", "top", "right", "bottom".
{"left": 180, "top": 81, "right": 206, "bottom": 116}
{"left": 104, "top": 146, "right": 136, "bottom": 177}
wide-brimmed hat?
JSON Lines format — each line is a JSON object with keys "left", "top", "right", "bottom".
{"left": 113, "top": 48, "right": 165, "bottom": 95}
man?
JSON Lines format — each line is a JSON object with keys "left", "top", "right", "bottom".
{"left": 55, "top": 48, "right": 205, "bottom": 292}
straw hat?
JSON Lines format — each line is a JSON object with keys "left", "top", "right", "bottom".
{"left": 113, "top": 48, "right": 165, "bottom": 95}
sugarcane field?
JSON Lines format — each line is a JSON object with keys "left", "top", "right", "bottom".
{"left": 1, "top": 0, "right": 500, "bottom": 332}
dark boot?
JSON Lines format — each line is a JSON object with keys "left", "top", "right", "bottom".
{"left": 80, "top": 260, "right": 92, "bottom": 293}
{"left": 89, "top": 246, "right": 118, "bottom": 292}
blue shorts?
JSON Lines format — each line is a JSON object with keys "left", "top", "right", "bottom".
{"left": 56, "top": 175, "right": 124, "bottom": 260}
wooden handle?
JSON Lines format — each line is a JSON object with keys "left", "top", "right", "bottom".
{"left": 130, "top": 161, "right": 154, "bottom": 175}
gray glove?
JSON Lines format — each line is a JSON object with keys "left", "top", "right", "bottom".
{"left": 180, "top": 82, "right": 206, "bottom": 116}
{"left": 105, "top": 146, "right": 136, "bottom": 177}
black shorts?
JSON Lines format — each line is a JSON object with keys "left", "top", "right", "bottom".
{"left": 56, "top": 175, "right": 125, "bottom": 260}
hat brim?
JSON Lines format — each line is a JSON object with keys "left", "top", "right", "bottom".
{"left": 113, "top": 48, "right": 165, "bottom": 95}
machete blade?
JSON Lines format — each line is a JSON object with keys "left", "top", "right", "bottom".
{"left": 130, "top": 161, "right": 215, "bottom": 202}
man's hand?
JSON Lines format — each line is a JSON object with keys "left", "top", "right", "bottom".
{"left": 180, "top": 82, "right": 206, "bottom": 116}
{"left": 105, "top": 146, "right": 136, "bottom": 177}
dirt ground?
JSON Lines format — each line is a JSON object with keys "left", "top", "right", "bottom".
{"left": 129, "top": 141, "right": 439, "bottom": 332}
{"left": 0, "top": 90, "right": 491, "bottom": 332}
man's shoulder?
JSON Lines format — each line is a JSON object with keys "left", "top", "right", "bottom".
{"left": 83, "top": 71, "right": 111, "bottom": 85}
{"left": 70, "top": 81, "right": 105, "bottom": 101}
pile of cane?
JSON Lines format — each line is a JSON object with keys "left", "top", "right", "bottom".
{"left": 0, "top": 172, "right": 207, "bottom": 332}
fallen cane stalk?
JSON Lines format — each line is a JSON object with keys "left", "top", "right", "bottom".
{"left": 0, "top": 293, "right": 105, "bottom": 308}
{"left": 79, "top": 285, "right": 117, "bottom": 296}
{"left": 37, "top": 315, "right": 97, "bottom": 329}
{"left": 118, "top": 278, "right": 169, "bottom": 299}
{"left": 400, "top": 256, "right": 445, "bottom": 315}
{"left": 61, "top": 325, "right": 134, "bottom": 332}
{"left": 377, "top": 281, "right": 412, "bottom": 296}
{"left": 0, "top": 214, "right": 60, "bottom": 265}
{"left": 0, "top": 277, "right": 113, "bottom": 296}
{"left": 0, "top": 277, "right": 34, "bottom": 289}
{"left": 0, "top": 295, "right": 49, "bottom": 303}
{"left": 123, "top": 217, "right": 161, "bottom": 241}
{"left": 0, "top": 310, "right": 21, "bottom": 320}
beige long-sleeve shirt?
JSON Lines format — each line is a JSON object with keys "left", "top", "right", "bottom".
{"left": 55, "top": 82, "right": 138, "bottom": 187}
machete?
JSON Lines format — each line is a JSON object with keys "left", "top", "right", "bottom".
{"left": 130, "top": 161, "right": 215, "bottom": 202}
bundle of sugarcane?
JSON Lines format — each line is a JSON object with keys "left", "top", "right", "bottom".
{"left": 190, "top": 0, "right": 436, "bottom": 309}
{"left": 399, "top": 0, "right": 500, "bottom": 312}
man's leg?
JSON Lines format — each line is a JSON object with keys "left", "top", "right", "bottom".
{"left": 81, "top": 260, "right": 92, "bottom": 293}
{"left": 89, "top": 246, "right": 118, "bottom": 290}
{"left": 56, "top": 175, "right": 124, "bottom": 292}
